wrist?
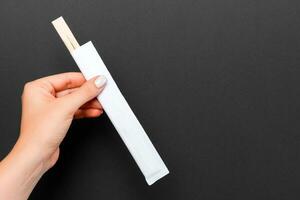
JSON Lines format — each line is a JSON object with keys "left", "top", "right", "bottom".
{"left": 13, "top": 136, "right": 54, "bottom": 172}
{"left": 16, "top": 133, "right": 60, "bottom": 170}
{"left": 0, "top": 137, "right": 47, "bottom": 200}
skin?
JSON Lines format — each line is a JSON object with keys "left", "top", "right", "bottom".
{"left": 0, "top": 72, "right": 107, "bottom": 200}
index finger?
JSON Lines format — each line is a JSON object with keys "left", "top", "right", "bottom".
{"left": 35, "top": 72, "right": 86, "bottom": 92}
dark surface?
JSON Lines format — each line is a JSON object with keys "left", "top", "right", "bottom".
{"left": 0, "top": 0, "right": 300, "bottom": 199}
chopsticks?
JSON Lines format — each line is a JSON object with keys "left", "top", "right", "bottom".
{"left": 52, "top": 16, "right": 80, "bottom": 53}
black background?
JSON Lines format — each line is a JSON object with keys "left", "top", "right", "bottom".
{"left": 0, "top": 0, "right": 300, "bottom": 199}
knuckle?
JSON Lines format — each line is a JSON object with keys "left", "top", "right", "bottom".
{"left": 22, "top": 81, "right": 38, "bottom": 99}
{"left": 23, "top": 82, "right": 33, "bottom": 91}
{"left": 22, "top": 82, "right": 34, "bottom": 96}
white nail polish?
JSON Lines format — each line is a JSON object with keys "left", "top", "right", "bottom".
{"left": 95, "top": 76, "right": 107, "bottom": 88}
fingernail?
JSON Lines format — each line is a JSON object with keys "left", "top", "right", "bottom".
{"left": 94, "top": 76, "right": 107, "bottom": 88}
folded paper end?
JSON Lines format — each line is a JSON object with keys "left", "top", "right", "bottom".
{"left": 146, "top": 167, "right": 169, "bottom": 185}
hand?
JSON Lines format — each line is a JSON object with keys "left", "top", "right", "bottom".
{"left": 0, "top": 72, "right": 107, "bottom": 200}
{"left": 20, "top": 72, "right": 107, "bottom": 167}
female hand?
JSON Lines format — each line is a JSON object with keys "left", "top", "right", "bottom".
{"left": 0, "top": 72, "right": 107, "bottom": 200}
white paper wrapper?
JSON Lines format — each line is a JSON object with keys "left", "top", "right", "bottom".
{"left": 71, "top": 41, "right": 169, "bottom": 185}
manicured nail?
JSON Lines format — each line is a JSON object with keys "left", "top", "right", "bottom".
{"left": 94, "top": 76, "right": 107, "bottom": 88}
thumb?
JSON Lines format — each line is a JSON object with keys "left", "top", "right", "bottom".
{"left": 59, "top": 75, "right": 107, "bottom": 112}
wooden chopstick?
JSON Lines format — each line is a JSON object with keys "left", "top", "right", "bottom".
{"left": 52, "top": 16, "right": 80, "bottom": 53}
